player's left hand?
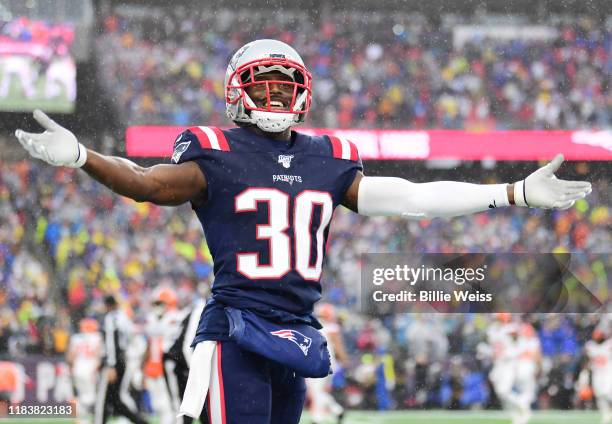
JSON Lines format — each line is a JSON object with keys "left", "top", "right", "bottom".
{"left": 514, "top": 154, "right": 592, "bottom": 209}
{"left": 14, "top": 109, "right": 87, "bottom": 168}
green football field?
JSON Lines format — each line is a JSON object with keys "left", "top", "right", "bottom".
{"left": 306, "top": 410, "right": 603, "bottom": 423}
{"left": 0, "top": 410, "right": 603, "bottom": 423}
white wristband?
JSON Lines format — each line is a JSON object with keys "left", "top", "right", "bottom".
{"left": 513, "top": 180, "right": 529, "bottom": 207}
{"left": 68, "top": 143, "right": 88, "bottom": 168}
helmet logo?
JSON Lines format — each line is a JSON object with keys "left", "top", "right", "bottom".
{"left": 269, "top": 53, "right": 286, "bottom": 58}
{"left": 230, "top": 45, "right": 250, "bottom": 70}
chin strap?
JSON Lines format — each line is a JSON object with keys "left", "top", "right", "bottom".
{"left": 242, "top": 89, "right": 306, "bottom": 132}
{"left": 251, "top": 110, "right": 297, "bottom": 132}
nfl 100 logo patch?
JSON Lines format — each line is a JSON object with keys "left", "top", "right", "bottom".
{"left": 278, "top": 154, "right": 294, "bottom": 169}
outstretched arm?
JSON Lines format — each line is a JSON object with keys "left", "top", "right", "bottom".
{"left": 15, "top": 110, "right": 207, "bottom": 206}
{"left": 82, "top": 151, "right": 206, "bottom": 205}
{"left": 342, "top": 155, "right": 591, "bottom": 218}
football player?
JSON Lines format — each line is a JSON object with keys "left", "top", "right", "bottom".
{"left": 513, "top": 321, "right": 541, "bottom": 424}
{"left": 94, "top": 296, "right": 147, "bottom": 424}
{"left": 44, "top": 52, "right": 76, "bottom": 102}
{"left": 583, "top": 328, "right": 612, "bottom": 424}
{"left": 144, "top": 288, "right": 186, "bottom": 424}
{"left": 0, "top": 361, "right": 24, "bottom": 412}
{"left": 0, "top": 55, "right": 37, "bottom": 100}
{"left": 486, "top": 315, "right": 541, "bottom": 424}
{"left": 163, "top": 298, "right": 207, "bottom": 424}
{"left": 306, "top": 303, "right": 348, "bottom": 424}
{"left": 15, "top": 39, "right": 592, "bottom": 424}
{"left": 487, "top": 315, "right": 522, "bottom": 421}
{"left": 67, "top": 318, "right": 104, "bottom": 423}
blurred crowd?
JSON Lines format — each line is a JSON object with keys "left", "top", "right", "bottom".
{"left": 0, "top": 159, "right": 610, "bottom": 411}
{"left": 0, "top": 16, "right": 74, "bottom": 47}
{"left": 323, "top": 312, "right": 608, "bottom": 411}
{"left": 0, "top": 161, "right": 208, "bottom": 357}
{"left": 96, "top": 9, "right": 611, "bottom": 129}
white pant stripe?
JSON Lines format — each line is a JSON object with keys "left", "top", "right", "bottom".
{"left": 208, "top": 342, "right": 225, "bottom": 424}
{"left": 200, "top": 126, "right": 221, "bottom": 150}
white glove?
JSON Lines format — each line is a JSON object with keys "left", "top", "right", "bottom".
{"left": 15, "top": 109, "right": 87, "bottom": 168}
{"left": 514, "top": 154, "right": 591, "bottom": 210}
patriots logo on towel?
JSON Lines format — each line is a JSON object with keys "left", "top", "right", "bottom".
{"left": 270, "top": 329, "right": 312, "bottom": 356}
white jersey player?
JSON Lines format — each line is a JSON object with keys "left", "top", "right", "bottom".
{"left": 45, "top": 55, "right": 76, "bottom": 102}
{"left": 487, "top": 314, "right": 540, "bottom": 424}
{"left": 584, "top": 329, "right": 612, "bottom": 424}
{"left": 144, "top": 288, "right": 187, "bottom": 424}
{"left": 0, "top": 55, "right": 37, "bottom": 99}
{"left": 67, "top": 318, "right": 103, "bottom": 422}
{"left": 306, "top": 303, "right": 348, "bottom": 424}
{"left": 513, "top": 323, "right": 541, "bottom": 424}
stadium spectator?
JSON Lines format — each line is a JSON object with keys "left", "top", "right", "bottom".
{"left": 96, "top": 10, "right": 610, "bottom": 130}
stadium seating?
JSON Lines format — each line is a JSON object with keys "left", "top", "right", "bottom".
{"left": 96, "top": 9, "right": 610, "bottom": 129}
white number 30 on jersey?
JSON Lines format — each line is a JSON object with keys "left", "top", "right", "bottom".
{"left": 235, "top": 188, "right": 333, "bottom": 281}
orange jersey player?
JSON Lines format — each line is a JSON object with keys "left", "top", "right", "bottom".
{"left": 584, "top": 329, "right": 612, "bottom": 424}
{"left": 306, "top": 303, "right": 348, "bottom": 424}
{"left": 67, "top": 318, "right": 103, "bottom": 422}
{"left": 144, "top": 288, "right": 188, "bottom": 424}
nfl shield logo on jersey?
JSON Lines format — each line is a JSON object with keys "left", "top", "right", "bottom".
{"left": 278, "top": 154, "right": 294, "bottom": 169}
{"left": 270, "top": 329, "right": 312, "bottom": 356}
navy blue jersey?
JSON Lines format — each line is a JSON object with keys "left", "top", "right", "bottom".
{"left": 171, "top": 126, "right": 361, "bottom": 337}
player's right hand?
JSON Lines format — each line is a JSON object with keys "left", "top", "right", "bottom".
{"left": 15, "top": 109, "right": 87, "bottom": 168}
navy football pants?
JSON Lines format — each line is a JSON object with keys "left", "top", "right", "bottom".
{"left": 206, "top": 341, "right": 306, "bottom": 424}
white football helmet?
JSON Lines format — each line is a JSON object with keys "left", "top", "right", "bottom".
{"left": 225, "top": 39, "right": 312, "bottom": 132}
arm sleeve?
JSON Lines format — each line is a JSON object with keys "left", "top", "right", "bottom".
{"left": 357, "top": 176, "right": 509, "bottom": 219}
